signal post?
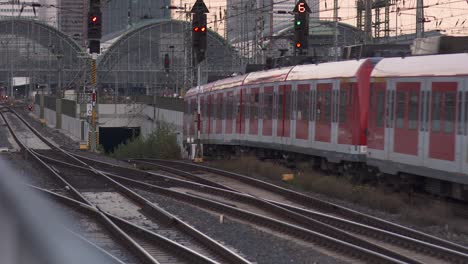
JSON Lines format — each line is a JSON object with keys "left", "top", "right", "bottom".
{"left": 87, "top": 0, "right": 102, "bottom": 151}
{"left": 190, "top": 0, "right": 208, "bottom": 163}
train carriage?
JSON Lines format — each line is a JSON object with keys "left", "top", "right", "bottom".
{"left": 185, "top": 58, "right": 375, "bottom": 164}
{"left": 367, "top": 53, "right": 468, "bottom": 199}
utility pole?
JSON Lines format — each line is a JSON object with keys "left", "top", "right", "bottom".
{"left": 87, "top": 0, "right": 102, "bottom": 152}
{"left": 416, "top": 0, "right": 425, "bottom": 38}
{"left": 191, "top": 0, "right": 208, "bottom": 163}
{"left": 333, "top": 0, "right": 339, "bottom": 61}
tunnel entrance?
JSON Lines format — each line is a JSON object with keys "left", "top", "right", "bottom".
{"left": 99, "top": 127, "right": 140, "bottom": 153}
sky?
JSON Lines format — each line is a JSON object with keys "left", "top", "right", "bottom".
{"left": 320, "top": 0, "right": 468, "bottom": 36}
{"left": 174, "top": 0, "right": 468, "bottom": 37}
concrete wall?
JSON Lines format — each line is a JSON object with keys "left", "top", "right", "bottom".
{"left": 34, "top": 99, "right": 183, "bottom": 145}
{"left": 62, "top": 114, "right": 85, "bottom": 141}
{"left": 99, "top": 103, "right": 183, "bottom": 136}
{"left": 44, "top": 108, "right": 57, "bottom": 128}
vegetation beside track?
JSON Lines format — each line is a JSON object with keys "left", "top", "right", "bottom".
{"left": 111, "top": 122, "right": 181, "bottom": 159}
{"left": 208, "top": 156, "right": 467, "bottom": 234}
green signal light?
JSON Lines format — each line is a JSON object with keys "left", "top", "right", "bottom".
{"left": 296, "top": 21, "right": 302, "bottom": 26}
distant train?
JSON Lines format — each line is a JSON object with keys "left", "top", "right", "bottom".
{"left": 184, "top": 53, "right": 468, "bottom": 200}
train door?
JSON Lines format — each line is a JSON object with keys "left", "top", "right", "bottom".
{"left": 393, "top": 82, "right": 420, "bottom": 156}
{"left": 309, "top": 83, "right": 316, "bottom": 142}
{"left": 462, "top": 81, "right": 468, "bottom": 174}
{"left": 206, "top": 94, "right": 213, "bottom": 135}
{"left": 235, "top": 88, "right": 245, "bottom": 135}
{"left": 368, "top": 82, "right": 386, "bottom": 150}
{"left": 277, "top": 84, "right": 292, "bottom": 138}
{"left": 216, "top": 93, "right": 223, "bottom": 134}
{"left": 295, "top": 83, "right": 310, "bottom": 140}
{"left": 338, "top": 82, "right": 355, "bottom": 145}
{"left": 190, "top": 98, "right": 197, "bottom": 139}
{"left": 250, "top": 88, "right": 260, "bottom": 135}
{"left": 428, "top": 82, "right": 458, "bottom": 162}
{"left": 315, "top": 83, "right": 332, "bottom": 142}
{"left": 200, "top": 96, "right": 206, "bottom": 135}
{"left": 263, "top": 86, "right": 274, "bottom": 136}
{"left": 183, "top": 99, "right": 189, "bottom": 139}
{"left": 225, "top": 91, "right": 234, "bottom": 134}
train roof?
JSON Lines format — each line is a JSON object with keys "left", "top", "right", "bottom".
{"left": 286, "top": 59, "right": 370, "bottom": 81}
{"left": 186, "top": 59, "right": 371, "bottom": 96}
{"left": 371, "top": 53, "right": 468, "bottom": 78}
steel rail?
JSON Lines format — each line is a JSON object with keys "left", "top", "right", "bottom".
{"left": 138, "top": 158, "right": 468, "bottom": 256}
{"left": 0, "top": 109, "right": 161, "bottom": 264}
{"left": 31, "top": 185, "right": 222, "bottom": 264}
{"left": 47, "top": 153, "right": 468, "bottom": 263}
{"left": 44, "top": 154, "right": 411, "bottom": 264}
{"left": 6, "top": 108, "right": 250, "bottom": 264}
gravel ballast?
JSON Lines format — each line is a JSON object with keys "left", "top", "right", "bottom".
{"left": 135, "top": 189, "right": 349, "bottom": 264}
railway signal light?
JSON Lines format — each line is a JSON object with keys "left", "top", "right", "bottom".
{"left": 88, "top": 0, "right": 102, "bottom": 54}
{"left": 292, "top": 0, "right": 311, "bottom": 54}
{"left": 191, "top": 0, "right": 209, "bottom": 64}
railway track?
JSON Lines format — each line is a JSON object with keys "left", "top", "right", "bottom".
{"left": 0, "top": 107, "right": 247, "bottom": 264}
{"left": 33, "top": 185, "right": 222, "bottom": 264}
{"left": 128, "top": 158, "right": 468, "bottom": 263}
{"left": 67, "top": 153, "right": 468, "bottom": 264}
{"left": 136, "top": 160, "right": 468, "bottom": 243}
{"left": 44, "top": 153, "right": 409, "bottom": 263}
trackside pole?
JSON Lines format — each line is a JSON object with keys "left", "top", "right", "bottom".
{"left": 90, "top": 54, "right": 98, "bottom": 152}
{"left": 194, "top": 63, "right": 203, "bottom": 162}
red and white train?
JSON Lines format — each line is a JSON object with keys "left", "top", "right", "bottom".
{"left": 184, "top": 53, "right": 468, "bottom": 200}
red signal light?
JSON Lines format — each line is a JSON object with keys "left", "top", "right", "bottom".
{"left": 193, "top": 27, "right": 199, "bottom": 32}
{"left": 201, "top": 26, "right": 206, "bottom": 32}
{"left": 296, "top": 42, "right": 302, "bottom": 48}
{"left": 90, "top": 16, "right": 98, "bottom": 23}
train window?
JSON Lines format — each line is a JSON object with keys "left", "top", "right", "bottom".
{"left": 211, "top": 96, "right": 215, "bottom": 118}
{"left": 217, "top": 95, "right": 223, "bottom": 119}
{"left": 465, "top": 92, "right": 468, "bottom": 135}
{"left": 457, "top": 91, "right": 463, "bottom": 134}
{"left": 310, "top": 90, "right": 316, "bottom": 122}
{"left": 316, "top": 91, "right": 322, "bottom": 121}
{"left": 278, "top": 93, "right": 284, "bottom": 120}
{"left": 432, "top": 91, "right": 442, "bottom": 132}
{"left": 445, "top": 92, "right": 456, "bottom": 134}
{"left": 244, "top": 92, "right": 250, "bottom": 119}
{"left": 324, "top": 90, "right": 332, "bottom": 122}
{"left": 263, "top": 89, "right": 273, "bottom": 120}
{"left": 250, "top": 92, "right": 259, "bottom": 120}
{"left": 229, "top": 93, "right": 235, "bottom": 119}
{"left": 408, "top": 92, "right": 419, "bottom": 130}
{"left": 285, "top": 90, "right": 291, "bottom": 120}
{"left": 339, "top": 90, "right": 347, "bottom": 124}
{"left": 200, "top": 99, "right": 205, "bottom": 120}
{"left": 376, "top": 91, "right": 385, "bottom": 127}
{"left": 225, "top": 96, "right": 229, "bottom": 119}
{"left": 396, "top": 92, "right": 406, "bottom": 129}
{"left": 235, "top": 93, "right": 241, "bottom": 117}
{"left": 297, "top": 88, "right": 309, "bottom": 121}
